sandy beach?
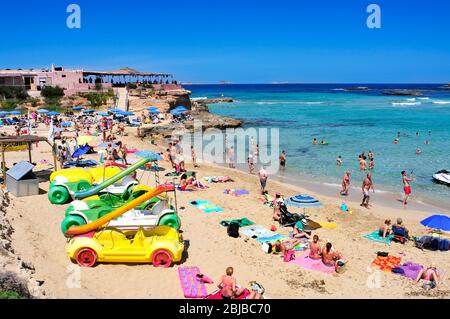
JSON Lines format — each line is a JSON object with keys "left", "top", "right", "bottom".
{"left": 2, "top": 123, "right": 449, "bottom": 299}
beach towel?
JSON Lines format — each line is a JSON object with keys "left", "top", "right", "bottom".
{"left": 303, "top": 219, "right": 322, "bottom": 231}
{"left": 371, "top": 255, "right": 402, "bottom": 272}
{"left": 289, "top": 250, "right": 336, "bottom": 274}
{"left": 317, "top": 221, "right": 337, "bottom": 229}
{"left": 223, "top": 189, "right": 249, "bottom": 196}
{"left": 189, "top": 200, "right": 223, "bottom": 213}
{"left": 63, "top": 159, "right": 98, "bottom": 168}
{"left": 220, "top": 218, "right": 255, "bottom": 228}
{"left": 205, "top": 288, "right": 251, "bottom": 300}
{"left": 239, "top": 225, "right": 286, "bottom": 243}
{"left": 363, "top": 230, "right": 393, "bottom": 245}
{"left": 178, "top": 266, "right": 208, "bottom": 298}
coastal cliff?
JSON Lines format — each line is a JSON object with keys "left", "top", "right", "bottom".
{"left": 0, "top": 190, "right": 45, "bottom": 298}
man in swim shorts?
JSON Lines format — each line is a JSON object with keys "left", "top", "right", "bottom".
{"left": 361, "top": 172, "right": 374, "bottom": 209}
{"left": 401, "top": 170, "right": 414, "bottom": 206}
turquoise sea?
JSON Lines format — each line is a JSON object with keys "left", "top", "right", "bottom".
{"left": 185, "top": 84, "right": 450, "bottom": 210}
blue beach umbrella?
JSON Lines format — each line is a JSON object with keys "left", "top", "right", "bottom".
{"left": 108, "top": 108, "right": 121, "bottom": 113}
{"left": 118, "top": 111, "right": 134, "bottom": 116}
{"left": 170, "top": 109, "right": 181, "bottom": 116}
{"left": 72, "top": 146, "right": 91, "bottom": 159}
{"left": 72, "top": 106, "right": 84, "bottom": 111}
{"left": 175, "top": 105, "right": 188, "bottom": 112}
{"left": 9, "top": 111, "right": 21, "bottom": 115}
{"left": 286, "top": 194, "right": 323, "bottom": 214}
{"left": 47, "top": 111, "right": 60, "bottom": 116}
{"left": 0, "top": 111, "right": 10, "bottom": 116}
{"left": 38, "top": 109, "right": 49, "bottom": 113}
{"left": 83, "top": 109, "right": 95, "bottom": 114}
{"left": 96, "top": 111, "right": 109, "bottom": 116}
{"left": 420, "top": 215, "right": 450, "bottom": 231}
{"left": 134, "top": 150, "right": 163, "bottom": 161}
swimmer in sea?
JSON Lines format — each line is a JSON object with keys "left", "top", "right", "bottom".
{"left": 416, "top": 148, "right": 422, "bottom": 155}
{"left": 313, "top": 138, "right": 318, "bottom": 145}
{"left": 336, "top": 155, "right": 343, "bottom": 166}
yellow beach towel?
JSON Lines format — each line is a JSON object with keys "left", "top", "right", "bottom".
{"left": 318, "top": 221, "right": 337, "bottom": 229}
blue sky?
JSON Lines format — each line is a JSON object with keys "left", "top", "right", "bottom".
{"left": 1, "top": 0, "right": 449, "bottom": 83}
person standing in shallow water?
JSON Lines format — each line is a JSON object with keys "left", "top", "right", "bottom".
{"left": 401, "top": 170, "right": 414, "bottom": 206}
{"left": 279, "top": 150, "right": 286, "bottom": 170}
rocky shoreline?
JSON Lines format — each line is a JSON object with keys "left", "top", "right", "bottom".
{"left": 0, "top": 190, "right": 45, "bottom": 298}
{"left": 139, "top": 95, "right": 242, "bottom": 138}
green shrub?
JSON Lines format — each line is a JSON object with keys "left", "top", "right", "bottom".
{"left": 95, "top": 83, "right": 103, "bottom": 91}
{"left": 41, "top": 86, "right": 64, "bottom": 99}
{"left": 0, "top": 290, "right": 26, "bottom": 299}
{"left": 126, "top": 83, "right": 137, "bottom": 89}
{"left": 0, "top": 86, "right": 28, "bottom": 100}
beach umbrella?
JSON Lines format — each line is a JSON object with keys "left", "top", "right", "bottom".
{"left": 72, "top": 146, "right": 91, "bottom": 159}
{"left": 170, "top": 109, "right": 181, "bottom": 116}
{"left": 420, "top": 215, "right": 450, "bottom": 231}
{"left": 108, "top": 108, "right": 122, "bottom": 113}
{"left": 0, "top": 111, "right": 9, "bottom": 117}
{"left": 134, "top": 150, "right": 163, "bottom": 161}
{"left": 77, "top": 135, "right": 94, "bottom": 145}
{"left": 9, "top": 111, "right": 21, "bottom": 115}
{"left": 83, "top": 109, "right": 95, "bottom": 113}
{"left": 96, "top": 111, "right": 109, "bottom": 116}
{"left": 286, "top": 194, "right": 323, "bottom": 214}
{"left": 38, "top": 109, "right": 49, "bottom": 113}
{"left": 175, "top": 105, "right": 188, "bottom": 112}
{"left": 72, "top": 106, "right": 84, "bottom": 111}
{"left": 61, "top": 122, "right": 72, "bottom": 127}
{"left": 47, "top": 111, "right": 60, "bottom": 116}
{"left": 118, "top": 111, "right": 134, "bottom": 116}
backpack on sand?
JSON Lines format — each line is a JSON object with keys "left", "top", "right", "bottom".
{"left": 227, "top": 222, "right": 240, "bottom": 238}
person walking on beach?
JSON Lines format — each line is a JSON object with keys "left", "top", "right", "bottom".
{"left": 227, "top": 146, "right": 235, "bottom": 168}
{"left": 191, "top": 145, "right": 198, "bottom": 168}
{"left": 248, "top": 154, "right": 254, "bottom": 174}
{"left": 258, "top": 166, "right": 268, "bottom": 195}
{"left": 361, "top": 172, "right": 374, "bottom": 209}
{"left": 341, "top": 171, "right": 351, "bottom": 196}
{"left": 401, "top": 170, "right": 415, "bottom": 206}
{"left": 279, "top": 150, "right": 286, "bottom": 170}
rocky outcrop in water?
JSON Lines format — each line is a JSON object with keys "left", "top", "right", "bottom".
{"left": 382, "top": 90, "right": 422, "bottom": 96}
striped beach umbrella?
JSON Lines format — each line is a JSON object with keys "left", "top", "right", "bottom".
{"left": 286, "top": 194, "right": 323, "bottom": 213}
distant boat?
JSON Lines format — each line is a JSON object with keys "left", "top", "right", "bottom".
{"left": 433, "top": 170, "right": 450, "bottom": 186}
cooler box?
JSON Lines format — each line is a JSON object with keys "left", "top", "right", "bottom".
{"left": 5, "top": 160, "right": 39, "bottom": 197}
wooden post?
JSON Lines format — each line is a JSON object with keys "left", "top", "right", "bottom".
{"left": 51, "top": 142, "right": 58, "bottom": 171}
{"left": 28, "top": 142, "right": 32, "bottom": 163}
{"left": 1, "top": 146, "right": 5, "bottom": 186}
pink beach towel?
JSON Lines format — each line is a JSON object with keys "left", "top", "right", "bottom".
{"left": 289, "top": 250, "right": 336, "bottom": 274}
{"left": 178, "top": 266, "right": 209, "bottom": 298}
{"left": 205, "top": 288, "right": 251, "bottom": 299}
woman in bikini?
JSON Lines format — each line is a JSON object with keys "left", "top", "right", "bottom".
{"left": 309, "top": 235, "right": 321, "bottom": 260}
{"left": 416, "top": 264, "right": 440, "bottom": 289}
{"left": 321, "top": 242, "right": 346, "bottom": 271}
{"left": 379, "top": 219, "right": 392, "bottom": 238}
{"left": 218, "top": 267, "right": 244, "bottom": 299}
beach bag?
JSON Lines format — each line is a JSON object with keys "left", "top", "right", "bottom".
{"left": 227, "top": 222, "right": 240, "bottom": 238}
{"left": 438, "top": 239, "right": 449, "bottom": 251}
{"left": 377, "top": 251, "right": 389, "bottom": 257}
{"left": 391, "top": 267, "right": 405, "bottom": 274}
{"left": 261, "top": 242, "right": 273, "bottom": 254}
{"left": 429, "top": 238, "right": 439, "bottom": 251}
{"left": 283, "top": 250, "right": 295, "bottom": 262}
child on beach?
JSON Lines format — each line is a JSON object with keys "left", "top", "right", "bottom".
{"left": 309, "top": 235, "right": 321, "bottom": 260}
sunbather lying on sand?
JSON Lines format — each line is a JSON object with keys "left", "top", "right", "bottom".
{"left": 273, "top": 239, "right": 302, "bottom": 254}
{"left": 179, "top": 173, "right": 200, "bottom": 191}
{"left": 416, "top": 264, "right": 440, "bottom": 289}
